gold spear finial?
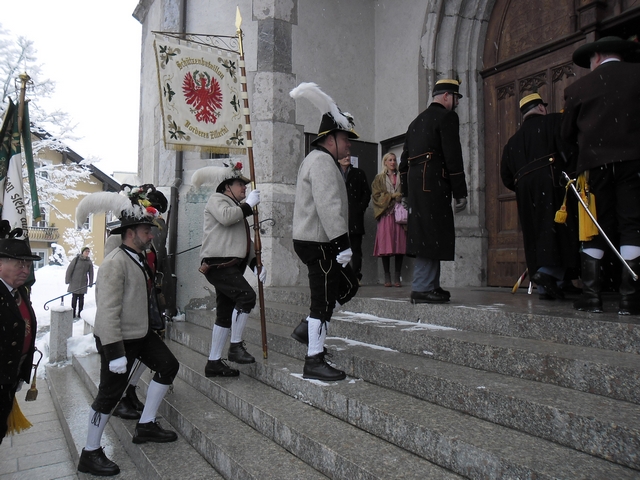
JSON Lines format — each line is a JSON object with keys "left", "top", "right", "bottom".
{"left": 235, "top": 6, "right": 244, "bottom": 56}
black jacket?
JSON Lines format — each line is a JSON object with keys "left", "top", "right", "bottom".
{"left": 342, "top": 165, "right": 371, "bottom": 236}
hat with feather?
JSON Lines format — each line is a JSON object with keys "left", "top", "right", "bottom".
{"left": 76, "top": 184, "right": 166, "bottom": 235}
{"left": 0, "top": 220, "right": 41, "bottom": 260}
{"left": 289, "top": 82, "right": 359, "bottom": 146}
{"left": 191, "top": 161, "right": 251, "bottom": 193}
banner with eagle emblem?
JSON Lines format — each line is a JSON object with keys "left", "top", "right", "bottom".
{"left": 153, "top": 34, "right": 247, "bottom": 154}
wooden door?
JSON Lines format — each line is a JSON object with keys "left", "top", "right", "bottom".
{"left": 481, "top": 0, "right": 640, "bottom": 286}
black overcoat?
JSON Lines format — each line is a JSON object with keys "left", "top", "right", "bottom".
{"left": 399, "top": 103, "right": 468, "bottom": 260}
{"left": 501, "top": 112, "right": 579, "bottom": 274}
{"left": 562, "top": 61, "right": 640, "bottom": 174}
{"left": 343, "top": 166, "right": 371, "bottom": 236}
{"left": 0, "top": 281, "right": 37, "bottom": 385}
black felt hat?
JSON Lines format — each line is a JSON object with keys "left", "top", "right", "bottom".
{"left": 312, "top": 112, "right": 359, "bottom": 146}
{"left": 0, "top": 221, "right": 41, "bottom": 261}
{"left": 572, "top": 36, "right": 640, "bottom": 68}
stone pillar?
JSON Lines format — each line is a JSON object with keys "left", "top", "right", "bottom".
{"left": 49, "top": 305, "right": 73, "bottom": 364}
{"left": 252, "top": 0, "right": 306, "bottom": 287}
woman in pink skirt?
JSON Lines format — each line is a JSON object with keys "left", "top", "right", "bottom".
{"left": 371, "top": 152, "right": 407, "bottom": 287}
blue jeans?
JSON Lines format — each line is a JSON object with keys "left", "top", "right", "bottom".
{"left": 412, "top": 257, "right": 440, "bottom": 292}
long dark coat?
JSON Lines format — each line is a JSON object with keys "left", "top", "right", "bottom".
{"left": 399, "top": 103, "right": 468, "bottom": 260}
{"left": 501, "top": 112, "right": 579, "bottom": 274}
{"left": 65, "top": 255, "right": 94, "bottom": 294}
{"left": 343, "top": 165, "right": 371, "bottom": 236}
{"left": 0, "top": 282, "right": 37, "bottom": 385}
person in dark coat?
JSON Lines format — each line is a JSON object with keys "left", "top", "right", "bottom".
{"left": 501, "top": 93, "right": 579, "bottom": 299}
{"left": 399, "top": 79, "right": 468, "bottom": 304}
{"left": 0, "top": 221, "right": 40, "bottom": 444}
{"left": 338, "top": 154, "right": 371, "bottom": 282}
{"left": 561, "top": 36, "right": 640, "bottom": 314}
{"left": 65, "top": 246, "right": 94, "bottom": 318}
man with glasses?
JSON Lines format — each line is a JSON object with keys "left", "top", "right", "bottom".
{"left": 0, "top": 221, "right": 41, "bottom": 444}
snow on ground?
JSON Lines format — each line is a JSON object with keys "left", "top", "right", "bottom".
{"left": 30, "top": 265, "right": 98, "bottom": 379}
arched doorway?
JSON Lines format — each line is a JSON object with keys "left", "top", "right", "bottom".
{"left": 481, "top": 0, "right": 640, "bottom": 286}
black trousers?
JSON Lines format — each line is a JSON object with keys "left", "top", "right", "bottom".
{"left": 350, "top": 234, "right": 363, "bottom": 281}
{"left": 584, "top": 159, "right": 640, "bottom": 250}
{"left": 204, "top": 263, "right": 256, "bottom": 328}
{"left": 294, "top": 241, "right": 359, "bottom": 322}
{"left": 0, "top": 383, "right": 18, "bottom": 443}
{"left": 71, "top": 294, "right": 84, "bottom": 314}
{"left": 91, "top": 332, "right": 179, "bottom": 414}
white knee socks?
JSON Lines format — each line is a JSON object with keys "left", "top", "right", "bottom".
{"left": 85, "top": 408, "right": 110, "bottom": 451}
{"left": 139, "top": 380, "right": 170, "bottom": 424}
{"left": 230, "top": 309, "right": 249, "bottom": 343}
{"left": 307, "top": 317, "right": 326, "bottom": 357}
{"left": 209, "top": 325, "right": 230, "bottom": 361}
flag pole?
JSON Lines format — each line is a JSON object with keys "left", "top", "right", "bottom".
{"left": 17, "top": 73, "right": 30, "bottom": 136}
{"left": 236, "top": 8, "right": 268, "bottom": 359}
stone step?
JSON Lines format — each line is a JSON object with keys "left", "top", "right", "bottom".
{"left": 46, "top": 363, "right": 144, "bottom": 479}
{"left": 71, "top": 354, "right": 219, "bottom": 479}
{"left": 168, "top": 320, "right": 640, "bottom": 478}
{"left": 256, "top": 286, "right": 640, "bottom": 355}
{"left": 257, "top": 301, "right": 640, "bottom": 405}
{"left": 165, "top": 336, "right": 458, "bottom": 479}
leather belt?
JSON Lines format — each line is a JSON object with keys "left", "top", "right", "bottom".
{"left": 514, "top": 155, "right": 555, "bottom": 185}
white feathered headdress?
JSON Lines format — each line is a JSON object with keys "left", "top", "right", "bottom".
{"left": 75, "top": 184, "right": 166, "bottom": 234}
{"left": 289, "top": 82, "right": 358, "bottom": 144}
{"left": 191, "top": 162, "right": 250, "bottom": 192}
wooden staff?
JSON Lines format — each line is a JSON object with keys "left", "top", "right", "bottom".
{"left": 236, "top": 9, "right": 268, "bottom": 359}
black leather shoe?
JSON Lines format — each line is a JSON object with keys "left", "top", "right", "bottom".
{"left": 132, "top": 420, "right": 178, "bottom": 444}
{"left": 112, "top": 397, "right": 141, "bottom": 420}
{"left": 303, "top": 351, "right": 346, "bottom": 381}
{"left": 126, "top": 385, "right": 145, "bottom": 412}
{"left": 78, "top": 447, "right": 120, "bottom": 476}
{"left": 291, "top": 319, "right": 309, "bottom": 345}
{"left": 531, "top": 271, "right": 565, "bottom": 299}
{"left": 410, "top": 290, "right": 448, "bottom": 304}
{"left": 228, "top": 341, "right": 255, "bottom": 364}
{"left": 434, "top": 287, "right": 451, "bottom": 299}
{"left": 205, "top": 359, "right": 239, "bottom": 377}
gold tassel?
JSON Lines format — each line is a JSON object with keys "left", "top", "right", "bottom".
{"left": 577, "top": 172, "right": 598, "bottom": 241}
{"left": 6, "top": 397, "right": 32, "bottom": 435}
{"left": 554, "top": 182, "right": 570, "bottom": 224}
{"left": 512, "top": 269, "right": 528, "bottom": 293}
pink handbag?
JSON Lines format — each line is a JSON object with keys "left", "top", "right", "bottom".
{"left": 394, "top": 202, "right": 408, "bottom": 225}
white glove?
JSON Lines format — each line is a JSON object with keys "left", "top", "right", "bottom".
{"left": 108, "top": 356, "right": 127, "bottom": 374}
{"left": 454, "top": 197, "right": 467, "bottom": 213}
{"left": 246, "top": 189, "right": 260, "bottom": 208}
{"left": 16, "top": 380, "right": 24, "bottom": 392}
{"left": 253, "top": 265, "right": 267, "bottom": 283}
{"left": 336, "top": 248, "right": 352, "bottom": 268}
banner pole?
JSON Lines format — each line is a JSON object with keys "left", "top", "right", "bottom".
{"left": 237, "top": 9, "right": 268, "bottom": 359}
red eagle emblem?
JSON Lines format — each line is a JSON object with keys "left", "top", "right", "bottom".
{"left": 182, "top": 71, "right": 223, "bottom": 124}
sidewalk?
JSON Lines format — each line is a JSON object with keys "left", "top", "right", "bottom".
{"left": 0, "top": 381, "right": 78, "bottom": 480}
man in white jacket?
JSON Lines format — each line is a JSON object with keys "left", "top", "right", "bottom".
{"left": 289, "top": 83, "right": 360, "bottom": 381}
{"left": 192, "top": 163, "right": 265, "bottom": 377}
{"left": 76, "top": 185, "right": 180, "bottom": 477}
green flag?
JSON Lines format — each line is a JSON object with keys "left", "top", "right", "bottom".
{"left": 22, "top": 100, "right": 41, "bottom": 221}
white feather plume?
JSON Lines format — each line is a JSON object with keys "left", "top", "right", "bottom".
{"left": 289, "top": 82, "right": 350, "bottom": 129}
{"left": 75, "top": 192, "right": 137, "bottom": 228}
{"left": 191, "top": 166, "right": 228, "bottom": 189}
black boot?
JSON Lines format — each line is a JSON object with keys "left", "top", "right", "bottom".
{"left": 619, "top": 258, "right": 640, "bottom": 315}
{"left": 574, "top": 253, "right": 603, "bottom": 313}
{"left": 291, "top": 319, "right": 309, "bottom": 345}
{"left": 303, "top": 351, "right": 346, "bottom": 381}
{"left": 77, "top": 447, "right": 120, "bottom": 476}
{"left": 132, "top": 420, "right": 178, "bottom": 444}
{"left": 205, "top": 359, "right": 239, "bottom": 377}
{"left": 126, "top": 384, "right": 145, "bottom": 412}
{"left": 227, "top": 341, "right": 255, "bottom": 364}
{"left": 112, "top": 397, "right": 140, "bottom": 420}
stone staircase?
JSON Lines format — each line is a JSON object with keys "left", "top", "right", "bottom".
{"left": 50, "top": 286, "right": 640, "bottom": 478}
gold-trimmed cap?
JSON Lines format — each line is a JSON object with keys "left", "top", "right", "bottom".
{"left": 432, "top": 79, "right": 463, "bottom": 98}
{"left": 519, "top": 93, "right": 547, "bottom": 114}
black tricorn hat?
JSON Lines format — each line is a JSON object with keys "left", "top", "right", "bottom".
{"left": 0, "top": 221, "right": 41, "bottom": 261}
{"left": 572, "top": 36, "right": 640, "bottom": 68}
